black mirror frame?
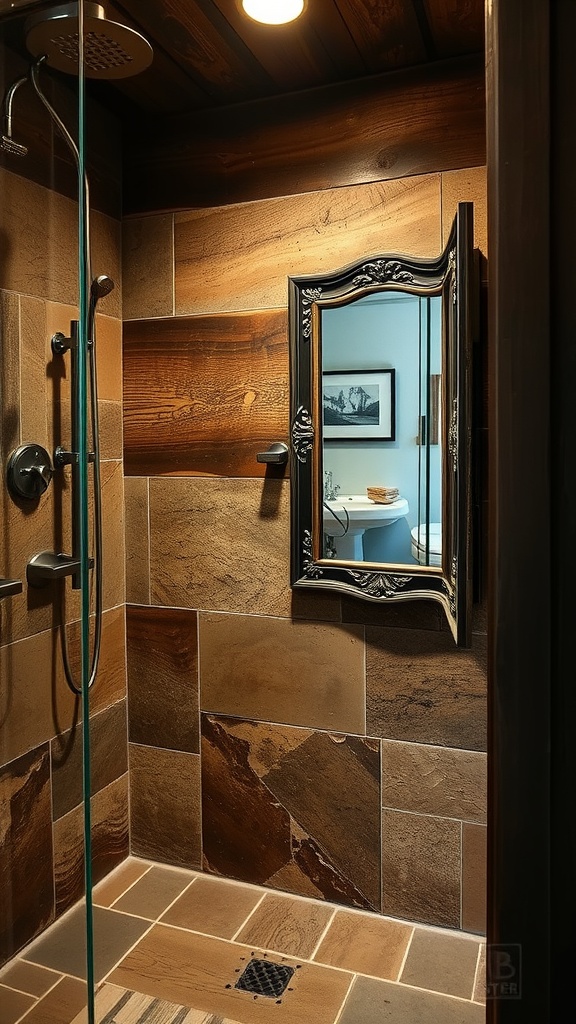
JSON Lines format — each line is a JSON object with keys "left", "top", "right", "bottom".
{"left": 288, "top": 201, "right": 475, "bottom": 646}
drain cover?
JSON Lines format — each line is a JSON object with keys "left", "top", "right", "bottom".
{"left": 235, "top": 959, "right": 295, "bottom": 998}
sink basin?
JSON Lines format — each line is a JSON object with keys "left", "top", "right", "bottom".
{"left": 323, "top": 495, "right": 409, "bottom": 560}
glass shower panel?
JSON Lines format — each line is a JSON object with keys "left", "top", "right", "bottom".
{"left": 0, "top": 2, "right": 95, "bottom": 1019}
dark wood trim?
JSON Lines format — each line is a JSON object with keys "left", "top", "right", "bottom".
{"left": 549, "top": 0, "right": 576, "bottom": 1010}
{"left": 123, "top": 54, "right": 485, "bottom": 214}
{"left": 486, "top": 0, "right": 551, "bottom": 1019}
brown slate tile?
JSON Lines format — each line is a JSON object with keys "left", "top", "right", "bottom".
{"left": 15, "top": 976, "right": 87, "bottom": 1024}
{"left": 366, "top": 626, "right": 487, "bottom": 750}
{"left": 129, "top": 744, "right": 201, "bottom": 869}
{"left": 23, "top": 905, "right": 148, "bottom": 982}
{"left": 123, "top": 478, "right": 150, "bottom": 605}
{"left": 382, "top": 810, "right": 461, "bottom": 928}
{"left": 51, "top": 701, "right": 128, "bottom": 820}
{"left": 381, "top": 741, "right": 487, "bottom": 821}
{"left": 202, "top": 716, "right": 381, "bottom": 912}
{"left": 314, "top": 909, "right": 412, "bottom": 980}
{"left": 199, "top": 612, "right": 364, "bottom": 734}
{"left": 149, "top": 477, "right": 292, "bottom": 616}
{"left": 0, "top": 745, "right": 54, "bottom": 967}
{"left": 127, "top": 606, "right": 199, "bottom": 753}
{"left": 53, "top": 775, "right": 129, "bottom": 917}
{"left": 0, "top": 984, "right": 35, "bottom": 1022}
{"left": 0, "top": 960, "right": 60, "bottom": 998}
{"left": 93, "top": 859, "right": 151, "bottom": 908}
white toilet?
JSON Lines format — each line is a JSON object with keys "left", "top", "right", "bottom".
{"left": 411, "top": 523, "right": 442, "bottom": 566}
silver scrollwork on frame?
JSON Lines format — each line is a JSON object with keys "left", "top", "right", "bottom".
{"left": 352, "top": 259, "right": 415, "bottom": 288}
{"left": 292, "top": 406, "right": 315, "bottom": 464}
{"left": 448, "top": 398, "right": 458, "bottom": 472}
{"left": 301, "top": 287, "right": 322, "bottom": 339}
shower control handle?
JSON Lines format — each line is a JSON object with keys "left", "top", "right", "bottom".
{"left": 6, "top": 444, "right": 53, "bottom": 500}
{"left": 27, "top": 551, "right": 94, "bottom": 588}
{"left": 0, "top": 579, "right": 23, "bottom": 600}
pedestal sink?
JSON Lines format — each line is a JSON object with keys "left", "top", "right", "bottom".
{"left": 323, "top": 495, "right": 409, "bottom": 560}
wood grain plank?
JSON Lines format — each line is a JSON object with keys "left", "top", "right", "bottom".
{"left": 123, "top": 55, "right": 485, "bottom": 213}
{"left": 114, "top": 0, "right": 273, "bottom": 102}
{"left": 336, "top": 0, "right": 427, "bottom": 71}
{"left": 173, "top": 175, "right": 442, "bottom": 315}
{"left": 123, "top": 310, "right": 288, "bottom": 477}
{"left": 423, "top": 0, "right": 484, "bottom": 59}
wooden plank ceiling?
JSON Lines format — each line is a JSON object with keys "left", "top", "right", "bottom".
{"left": 102, "top": 0, "right": 484, "bottom": 117}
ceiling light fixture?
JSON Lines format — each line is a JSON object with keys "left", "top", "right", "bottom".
{"left": 241, "top": 0, "right": 305, "bottom": 26}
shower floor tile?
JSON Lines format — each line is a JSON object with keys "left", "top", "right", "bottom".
{"left": 8, "top": 857, "right": 486, "bottom": 1024}
{"left": 21, "top": 904, "right": 150, "bottom": 982}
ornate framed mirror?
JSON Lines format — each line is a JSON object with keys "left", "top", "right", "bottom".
{"left": 289, "top": 201, "right": 476, "bottom": 646}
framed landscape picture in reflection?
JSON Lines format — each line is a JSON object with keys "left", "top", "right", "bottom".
{"left": 322, "top": 368, "right": 396, "bottom": 441}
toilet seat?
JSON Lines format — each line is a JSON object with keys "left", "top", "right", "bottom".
{"left": 411, "top": 523, "right": 442, "bottom": 566}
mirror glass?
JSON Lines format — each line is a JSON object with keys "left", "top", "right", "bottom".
{"left": 289, "top": 202, "right": 475, "bottom": 645}
{"left": 321, "top": 291, "right": 442, "bottom": 568}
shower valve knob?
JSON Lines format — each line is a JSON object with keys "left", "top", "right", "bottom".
{"left": 6, "top": 444, "right": 53, "bottom": 501}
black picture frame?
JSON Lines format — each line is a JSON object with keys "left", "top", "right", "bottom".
{"left": 322, "top": 368, "right": 396, "bottom": 441}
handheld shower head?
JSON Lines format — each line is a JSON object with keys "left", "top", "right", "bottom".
{"left": 1, "top": 134, "right": 28, "bottom": 157}
{"left": 91, "top": 274, "right": 115, "bottom": 300}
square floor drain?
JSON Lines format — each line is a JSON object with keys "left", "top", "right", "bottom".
{"left": 235, "top": 959, "right": 295, "bottom": 998}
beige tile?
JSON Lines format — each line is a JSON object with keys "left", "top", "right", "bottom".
{"left": 100, "top": 460, "right": 125, "bottom": 610}
{"left": 149, "top": 478, "right": 292, "bottom": 617}
{"left": 473, "top": 944, "right": 486, "bottom": 1003}
{"left": 110, "top": 923, "right": 352, "bottom": 1024}
{"left": 161, "top": 876, "right": 261, "bottom": 940}
{"left": 366, "top": 627, "right": 487, "bottom": 751}
{"left": 130, "top": 744, "right": 201, "bottom": 869}
{"left": 93, "top": 859, "right": 151, "bottom": 908}
{"left": 175, "top": 175, "right": 441, "bottom": 314}
{"left": 314, "top": 909, "right": 411, "bottom": 981}
{"left": 16, "top": 976, "right": 87, "bottom": 1024}
{"left": 98, "top": 402, "right": 123, "bottom": 461}
{"left": 400, "top": 927, "right": 481, "bottom": 999}
{"left": 0, "top": 289, "right": 21, "bottom": 464}
{"left": 0, "top": 960, "right": 60, "bottom": 997}
{"left": 0, "top": 985, "right": 35, "bottom": 1022}
{"left": 0, "top": 168, "right": 78, "bottom": 303}
{"left": 382, "top": 810, "right": 461, "bottom": 928}
{"left": 23, "top": 905, "right": 148, "bottom": 982}
{"left": 124, "top": 478, "right": 150, "bottom": 605}
{"left": 382, "top": 741, "right": 487, "bottom": 822}
{"left": 338, "top": 975, "right": 485, "bottom": 1024}
{"left": 91, "top": 210, "right": 122, "bottom": 320}
{"left": 94, "top": 315, "right": 122, "bottom": 401}
{"left": 113, "top": 866, "right": 194, "bottom": 920}
{"left": 19, "top": 296, "right": 49, "bottom": 451}
{"left": 441, "top": 166, "right": 487, "bottom": 258}
{"left": 237, "top": 894, "right": 333, "bottom": 959}
{"left": 462, "top": 823, "right": 487, "bottom": 934}
{"left": 200, "top": 612, "right": 365, "bottom": 733}
{"left": 123, "top": 215, "right": 173, "bottom": 320}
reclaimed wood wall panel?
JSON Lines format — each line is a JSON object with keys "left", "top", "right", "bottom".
{"left": 123, "top": 56, "right": 485, "bottom": 214}
{"left": 123, "top": 310, "right": 288, "bottom": 477}
{"left": 174, "top": 175, "right": 442, "bottom": 316}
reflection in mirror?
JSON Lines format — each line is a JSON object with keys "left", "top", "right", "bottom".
{"left": 321, "top": 291, "right": 443, "bottom": 567}
{"left": 289, "top": 201, "right": 476, "bottom": 646}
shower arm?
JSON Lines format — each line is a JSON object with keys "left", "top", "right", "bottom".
{"left": 29, "top": 56, "right": 103, "bottom": 696}
{"left": 3, "top": 75, "right": 28, "bottom": 138}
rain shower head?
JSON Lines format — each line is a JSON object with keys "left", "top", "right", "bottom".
{"left": 25, "top": 2, "right": 153, "bottom": 80}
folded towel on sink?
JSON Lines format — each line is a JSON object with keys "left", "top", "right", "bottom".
{"left": 366, "top": 486, "right": 399, "bottom": 504}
